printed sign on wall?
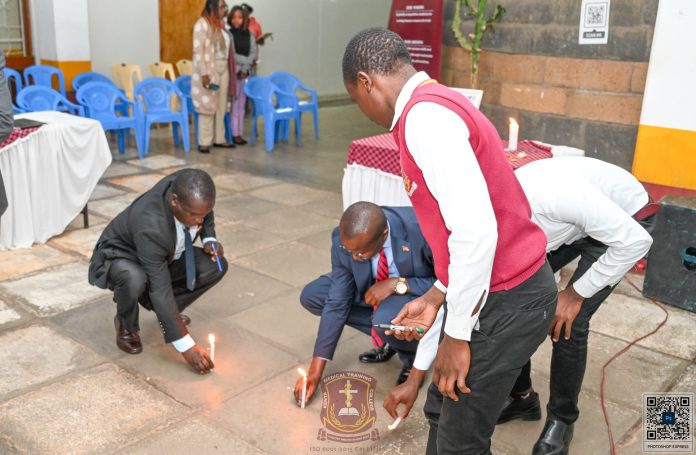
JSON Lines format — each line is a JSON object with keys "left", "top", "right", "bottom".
{"left": 578, "top": 0, "right": 611, "bottom": 45}
{"left": 388, "top": 0, "right": 444, "bottom": 79}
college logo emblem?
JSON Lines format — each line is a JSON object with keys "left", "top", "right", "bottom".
{"left": 401, "top": 170, "right": 418, "bottom": 197}
{"left": 316, "top": 371, "right": 379, "bottom": 443}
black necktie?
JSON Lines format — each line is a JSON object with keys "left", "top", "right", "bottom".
{"left": 184, "top": 227, "right": 196, "bottom": 291}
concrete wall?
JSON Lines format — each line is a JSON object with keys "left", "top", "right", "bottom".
{"left": 248, "top": 0, "right": 391, "bottom": 96}
{"left": 86, "top": 0, "right": 159, "bottom": 80}
{"left": 441, "top": 0, "right": 658, "bottom": 170}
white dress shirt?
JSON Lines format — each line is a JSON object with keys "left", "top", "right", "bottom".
{"left": 391, "top": 71, "right": 497, "bottom": 342}
{"left": 413, "top": 157, "right": 653, "bottom": 370}
{"left": 171, "top": 217, "right": 216, "bottom": 353}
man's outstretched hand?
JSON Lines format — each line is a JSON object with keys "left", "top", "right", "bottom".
{"left": 203, "top": 241, "right": 225, "bottom": 261}
{"left": 182, "top": 345, "right": 214, "bottom": 374}
{"left": 433, "top": 335, "right": 471, "bottom": 401}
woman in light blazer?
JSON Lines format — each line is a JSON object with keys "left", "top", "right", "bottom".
{"left": 192, "top": 0, "right": 237, "bottom": 153}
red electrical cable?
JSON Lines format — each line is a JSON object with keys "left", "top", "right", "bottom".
{"left": 600, "top": 274, "right": 669, "bottom": 455}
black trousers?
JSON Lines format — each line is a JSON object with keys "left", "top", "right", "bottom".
{"left": 511, "top": 237, "right": 613, "bottom": 425}
{"left": 107, "top": 246, "right": 228, "bottom": 333}
{"left": 424, "top": 261, "right": 557, "bottom": 455}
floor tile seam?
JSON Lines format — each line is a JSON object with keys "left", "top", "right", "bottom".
{"left": 105, "top": 411, "right": 199, "bottom": 455}
{"left": 44, "top": 239, "right": 95, "bottom": 261}
{"left": 187, "top": 413, "right": 272, "bottom": 455}
{"left": 586, "top": 329, "right": 694, "bottom": 362}
{"left": 0, "top": 252, "right": 89, "bottom": 284}
{"left": 529, "top": 367, "right": 660, "bottom": 415}
{"left": 221, "top": 317, "right": 305, "bottom": 361}
{"left": 229, "top": 263, "right": 300, "bottom": 290}
{"left": 0, "top": 359, "right": 117, "bottom": 407}
{"left": 227, "top": 237, "right": 320, "bottom": 262}
{"left": 215, "top": 363, "right": 301, "bottom": 406}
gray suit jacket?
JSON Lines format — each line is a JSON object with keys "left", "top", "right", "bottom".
{"left": 88, "top": 171, "right": 217, "bottom": 342}
{"left": 0, "top": 53, "right": 12, "bottom": 216}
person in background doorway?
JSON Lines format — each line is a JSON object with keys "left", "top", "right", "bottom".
{"left": 228, "top": 5, "right": 257, "bottom": 146}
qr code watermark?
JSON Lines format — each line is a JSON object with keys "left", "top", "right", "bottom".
{"left": 643, "top": 393, "right": 693, "bottom": 452}
{"left": 584, "top": 3, "right": 607, "bottom": 27}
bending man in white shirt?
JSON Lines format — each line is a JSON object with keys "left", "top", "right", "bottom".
{"left": 384, "top": 157, "right": 654, "bottom": 455}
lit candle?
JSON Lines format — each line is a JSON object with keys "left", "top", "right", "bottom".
{"left": 297, "top": 367, "right": 308, "bottom": 409}
{"left": 508, "top": 118, "right": 519, "bottom": 152}
{"left": 208, "top": 333, "right": 216, "bottom": 362}
{"left": 388, "top": 416, "right": 403, "bottom": 430}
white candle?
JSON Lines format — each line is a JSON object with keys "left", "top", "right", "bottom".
{"left": 297, "top": 368, "right": 308, "bottom": 409}
{"left": 388, "top": 416, "right": 403, "bottom": 430}
{"left": 508, "top": 118, "right": 519, "bottom": 152}
{"left": 208, "top": 333, "right": 216, "bottom": 362}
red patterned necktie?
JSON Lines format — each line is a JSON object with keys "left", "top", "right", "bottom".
{"left": 370, "top": 248, "right": 389, "bottom": 348}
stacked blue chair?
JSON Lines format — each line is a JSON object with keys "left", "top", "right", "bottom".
{"left": 76, "top": 81, "right": 143, "bottom": 157}
{"left": 16, "top": 86, "right": 84, "bottom": 116}
{"left": 73, "top": 71, "right": 129, "bottom": 117}
{"left": 269, "top": 71, "right": 319, "bottom": 141}
{"left": 3, "top": 67, "right": 24, "bottom": 113}
{"left": 134, "top": 77, "right": 190, "bottom": 155}
{"left": 244, "top": 76, "right": 301, "bottom": 152}
{"left": 24, "top": 65, "right": 67, "bottom": 97}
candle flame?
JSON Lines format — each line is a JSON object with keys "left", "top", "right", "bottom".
{"left": 297, "top": 367, "right": 307, "bottom": 378}
{"left": 208, "top": 333, "right": 215, "bottom": 344}
{"left": 509, "top": 117, "right": 518, "bottom": 127}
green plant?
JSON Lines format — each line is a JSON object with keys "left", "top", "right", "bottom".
{"left": 451, "top": 0, "right": 505, "bottom": 88}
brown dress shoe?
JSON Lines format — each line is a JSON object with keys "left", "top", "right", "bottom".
{"left": 114, "top": 316, "right": 142, "bottom": 354}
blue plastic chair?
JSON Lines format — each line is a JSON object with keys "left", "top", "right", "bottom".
{"left": 244, "top": 76, "right": 301, "bottom": 152}
{"left": 134, "top": 77, "right": 190, "bottom": 155}
{"left": 16, "top": 86, "right": 84, "bottom": 116}
{"left": 76, "top": 81, "right": 144, "bottom": 157}
{"left": 3, "top": 67, "right": 24, "bottom": 113}
{"left": 72, "top": 71, "right": 129, "bottom": 117}
{"left": 174, "top": 75, "right": 199, "bottom": 146}
{"left": 269, "top": 71, "right": 319, "bottom": 141}
{"left": 24, "top": 65, "right": 67, "bottom": 97}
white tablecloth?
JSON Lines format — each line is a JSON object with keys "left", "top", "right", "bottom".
{"left": 342, "top": 164, "right": 412, "bottom": 209}
{"left": 0, "top": 111, "right": 112, "bottom": 249}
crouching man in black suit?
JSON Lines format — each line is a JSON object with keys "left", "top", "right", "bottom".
{"left": 88, "top": 168, "right": 228, "bottom": 374}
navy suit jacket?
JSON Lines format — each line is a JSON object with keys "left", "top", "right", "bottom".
{"left": 314, "top": 206, "right": 436, "bottom": 359}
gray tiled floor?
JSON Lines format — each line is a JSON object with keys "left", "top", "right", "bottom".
{"left": 0, "top": 104, "right": 693, "bottom": 454}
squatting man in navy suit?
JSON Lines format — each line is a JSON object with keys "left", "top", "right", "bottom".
{"left": 293, "top": 202, "right": 437, "bottom": 406}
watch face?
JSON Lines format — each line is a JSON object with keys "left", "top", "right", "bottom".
{"left": 396, "top": 282, "right": 408, "bottom": 294}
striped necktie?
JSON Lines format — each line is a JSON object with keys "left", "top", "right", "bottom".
{"left": 370, "top": 248, "right": 389, "bottom": 348}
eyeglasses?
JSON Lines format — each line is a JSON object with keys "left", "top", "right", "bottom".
{"left": 340, "top": 230, "right": 386, "bottom": 260}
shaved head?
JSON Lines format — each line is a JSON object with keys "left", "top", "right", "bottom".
{"left": 340, "top": 201, "right": 387, "bottom": 240}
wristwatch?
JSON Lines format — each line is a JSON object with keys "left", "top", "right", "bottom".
{"left": 395, "top": 277, "right": 408, "bottom": 295}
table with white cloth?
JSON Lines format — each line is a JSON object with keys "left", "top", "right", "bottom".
{"left": 0, "top": 111, "right": 112, "bottom": 250}
{"left": 342, "top": 133, "right": 585, "bottom": 208}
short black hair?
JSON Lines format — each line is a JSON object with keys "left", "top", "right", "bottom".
{"left": 171, "top": 169, "right": 216, "bottom": 205}
{"left": 342, "top": 27, "right": 412, "bottom": 84}
{"left": 339, "top": 201, "right": 387, "bottom": 240}
{"left": 241, "top": 2, "right": 253, "bottom": 13}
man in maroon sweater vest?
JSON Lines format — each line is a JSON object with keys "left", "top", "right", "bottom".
{"left": 342, "top": 28, "right": 558, "bottom": 454}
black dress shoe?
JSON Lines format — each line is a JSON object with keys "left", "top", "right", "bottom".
{"left": 213, "top": 142, "right": 236, "bottom": 148}
{"left": 396, "top": 365, "right": 412, "bottom": 385}
{"left": 198, "top": 146, "right": 211, "bottom": 154}
{"left": 180, "top": 314, "right": 191, "bottom": 326}
{"left": 232, "top": 137, "right": 247, "bottom": 145}
{"left": 359, "top": 343, "right": 397, "bottom": 363}
{"left": 497, "top": 391, "right": 542, "bottom": 424}
{"left": 114, "top": 316, "right": 142, "bottom": 354}
{"left": 532, "top": 418, "right": 574, "bottom": 455}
